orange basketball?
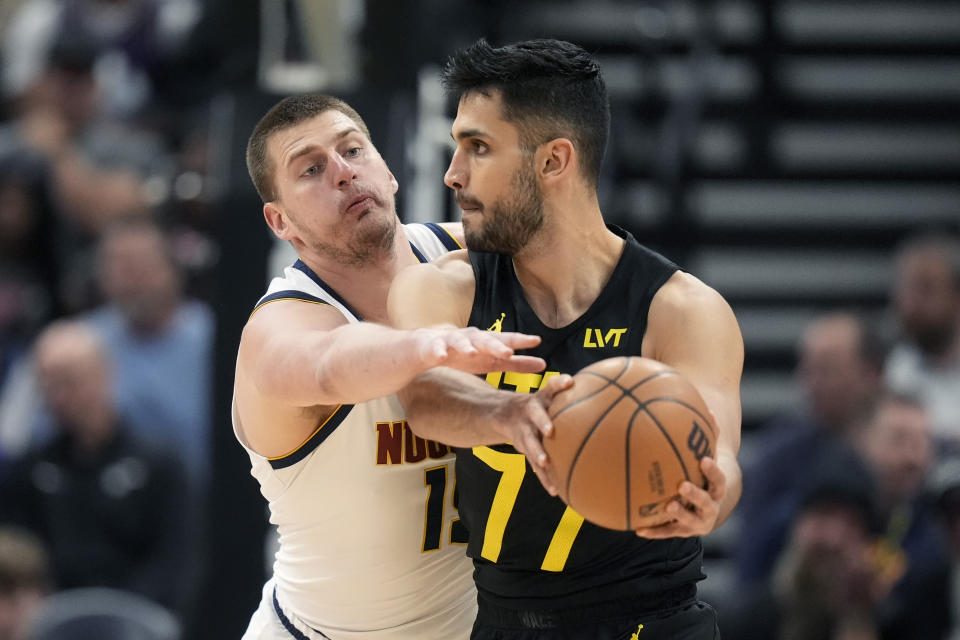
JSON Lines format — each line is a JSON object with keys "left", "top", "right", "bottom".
{"left": 544, "top": 356, "right": 718, "bottom": 530}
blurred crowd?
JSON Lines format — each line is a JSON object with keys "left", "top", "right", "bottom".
{"left": 0, "top": 0, "right": 218, "bottom": 638}
{"left": 725, "top": 233, "right": 960, "bottom": 640}
{"left": 0, "top": 1, "right": 957, "bottom": 640}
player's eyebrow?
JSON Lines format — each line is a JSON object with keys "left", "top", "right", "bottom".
{"left": 285, "top": 127, "right": 362, "bottom": 167}
{"left": 451, "top": 128, "right": 491, "bottom": 142}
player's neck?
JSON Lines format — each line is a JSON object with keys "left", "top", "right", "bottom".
{"left": 512, "top": 205, "right": 624, "bottom": 329}
{"left": 300, "top": 226, "right": 418, "bottom": 323}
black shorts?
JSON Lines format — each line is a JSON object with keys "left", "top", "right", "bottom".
{"left": 471, "top": 591, "right": 719, "bottom": 640}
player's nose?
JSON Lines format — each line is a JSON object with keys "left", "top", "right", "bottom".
{"left": 332, "top": 153, "right": 357, "bottom": 188}
{"left": 444, "top": 151, "right": 465, "bottom": 190}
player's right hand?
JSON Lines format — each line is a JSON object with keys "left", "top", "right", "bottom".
{"left": 413, "top": 326, "right": 546, "bottom": 374}
{"left": 494, "top": 374, "right": 574, "bottom": 496}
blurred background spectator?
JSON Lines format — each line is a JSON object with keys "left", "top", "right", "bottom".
{"left": 0, "top": 321, "right": 196, "bottom": 620}
{"left": 735, "top": 311, "right": 885, "bottom": 587}
{"left": 721, "top": 458, "right": 888, "bottom": 640}
{"left": 0, "top": 1, "right": 957, "bottom": 638}
{"left": 886, "top": 232, "right": 960, "bottom": 454}
{"left": 0, "top": 526, "right": 50, "bottom": 640}
{"left": 855, "top": 393, "right": 952, "bottom": 640}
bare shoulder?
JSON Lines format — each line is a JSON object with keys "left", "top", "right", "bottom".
{"left": 653, "top": 271, "right": 733, "bottom": 317}
{"left": 240, "top": 297, "right": 347, "bottom": 358}
{"left": 389, "top": 249, "right": 475, "bottom": 328}
{"left": 645, "top": 271, "right": 742, "bottom": 355}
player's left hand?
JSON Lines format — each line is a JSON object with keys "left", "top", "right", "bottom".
{"left": 634, "top": 456, "right": 726, "bottom": 539}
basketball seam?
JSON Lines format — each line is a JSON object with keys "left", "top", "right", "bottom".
{"left": 550, "top": 369, "right": 677, "bottom": 421}
{"left": 633, "top": 396, "right": 718, "bottom": 439}
{"left": 637, "top": 403, "right": 692, "bottom": 484}
{"left": 564, "top": 393, "right": 637, "bottom": 503}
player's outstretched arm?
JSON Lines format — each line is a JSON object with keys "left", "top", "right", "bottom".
{"left": 635, "top": 272, "right": 745, "bottom": 539}
{"left": 388, "top": 252, "right": 567, "bottom": 487}
{"left": 238, "top": 299, "right": 545, "bottom": 410}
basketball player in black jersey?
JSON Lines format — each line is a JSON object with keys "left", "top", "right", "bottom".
{"left": 388, "top": 39, "right": 744, "bottom": 639}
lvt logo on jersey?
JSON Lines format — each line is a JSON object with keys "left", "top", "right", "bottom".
{"left": 583, "top": 327, "right": 627, "bottom": 348}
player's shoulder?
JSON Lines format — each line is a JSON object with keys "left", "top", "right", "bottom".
{"left": 654, "top": 271, "right": 732, "bottom": 317}
{"left": 397, "top": 249, "right": 473, "bottom": 288}
{"left": 241, "top": 295, "right": 347, "bottom": 351}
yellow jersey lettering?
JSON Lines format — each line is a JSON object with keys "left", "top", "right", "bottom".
{"left": 584, "top": 327, "right": 628, "bottom": 348}
{"left": 503, "top": 371, "right": 543, "bottom": 394}
{"left": 606, "top": 327, "right": 628, "bottom": 347}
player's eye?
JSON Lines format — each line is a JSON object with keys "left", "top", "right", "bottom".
{"left": 345, "top": 147, "right": 361, "bottom": 158}
{"left": 472, "top": 140, "right": 488, "bottom": 155}
{"left": 303, "top": 165, "right": 319, "bottom": 176}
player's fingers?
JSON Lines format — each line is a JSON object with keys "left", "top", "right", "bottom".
{"left": 677, "top": 482, "right": 713, "bottom": 515}
{"left": 470, "top": 332, "right": 515, "bottom": 358}
{"left": 501, "top": 355, "right": 547, "bottom": 373}
{"left": 635, "top": 523, "right": 684, "bottom": 539}
{"left": 445, "top": 331, "right": 478, "bottom": 355}
{"left": 538, "top": 373, "right": 574, "bottom": 401}
{"left": 494, "top": 332, "right": 542, "bottom": 349}
{"left": 700, "top": 456, "right": 726, "bottom": 500}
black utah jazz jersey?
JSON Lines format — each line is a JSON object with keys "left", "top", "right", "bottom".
{"left": 459, "top": 225, "right": 705, "bottom": 609}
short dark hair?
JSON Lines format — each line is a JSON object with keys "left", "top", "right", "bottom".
{"left": 441, "top": 38, "right": 610, "bottom": 187}
{"left": 246, "top": 94, "right": 371, "bottom": 203}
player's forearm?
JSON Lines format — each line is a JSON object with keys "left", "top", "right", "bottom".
{"left": 260, "top": 323, "right": 431, "bottom": 406}
{"left": 714, "top": 447, "right": 742, "bottom": 528}
{"left": 400, "top": 368, "right": 511, "bottom": 446}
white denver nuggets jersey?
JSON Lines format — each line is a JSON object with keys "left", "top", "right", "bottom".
{"left": 235, "top": 223, "right": 476, "bottom": 639}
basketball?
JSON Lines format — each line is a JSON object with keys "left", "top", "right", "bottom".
{"left": 544, "top": 356, "right": 718, "bottom": 531}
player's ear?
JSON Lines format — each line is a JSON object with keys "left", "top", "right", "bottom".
{"left": 263, "top": 202, "right": 290, "bottom": 239}
{"left": 387, "top": 168, "right": 399, "bottom": 194}
{"left": 538, "top": 138, "right": 575, "bottom": 183}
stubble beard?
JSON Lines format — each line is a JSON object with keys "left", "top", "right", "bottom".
{"left": 312, "top": 201, "right": 398, "bottom": 268}
{"left": 464, "top": 164, "right": 544, "bottom": 256}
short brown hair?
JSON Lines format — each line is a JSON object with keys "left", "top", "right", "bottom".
{"left": 246, "top": 94, "right": 371, "bottom": 203}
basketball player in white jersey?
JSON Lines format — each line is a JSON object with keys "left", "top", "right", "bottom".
{"left": 233, "top": 94, "right": 551, "bottom": 640}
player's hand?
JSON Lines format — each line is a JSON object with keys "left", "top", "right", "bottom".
{"left": 634, "top": 456, "right": 726, "bottom": 539}
{"left": 493, "top": 374, "right": 574, "bottom": 496}
{"left": 414, "top": 325, "right": 546, "bottom": 374}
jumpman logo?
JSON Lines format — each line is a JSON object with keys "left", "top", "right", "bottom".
{"left": 629, "top": 623, "right": 644, "bottom": 639}
{"left": 488, "top": 313, "right": 506, "bottom": 332}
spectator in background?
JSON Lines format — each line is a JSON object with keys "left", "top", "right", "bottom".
{"left": 735, "top": 311, "right": 886, "bottom": 587}
{"left": 1, "top": 0, "right": 204, "bottom": 120}
{"left": 886, "top": 232, "right": 960, "bottom": 453}
{"left": 928, "top": 455, "right": 960, "bottom": 640}
{"left": 0, "top": 38, "right": 174, "bottom": 313}
{"left": 721, "top": 457, "right": 889, "bottom": 640}
{"left": 0, "top": 321, "right": 193, "bottom": 618}
{"left": 84, "top": 218, "right": 212, "bottom": 497}
{"left": 855, "top": 393, "right": 952, "bottom": 640}
{"left": 0, "top": 527, "right": 50, "bottom": 640}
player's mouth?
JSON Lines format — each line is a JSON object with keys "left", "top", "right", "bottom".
{"left": 345, "top": 194, "right": 376, "bottom": 215}
{"left": 456, "top": 195, "right": 483, "bottom": 213}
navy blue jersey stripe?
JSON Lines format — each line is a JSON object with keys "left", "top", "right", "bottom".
{"left": 253, "top": 290, "right": 330, "bottom": 313}
{"left": 293, "top": 260, "right": 364, "bottom": 320}
{"left": 267, "top": 404, "right": 355, "bottom": 470}
{"left": 424, "top": 222, "right": 463, "bottom": 251}
{"left": 410, "top": 242, "right": 428, "bottom": 263}
{"left": 272, "top": 587, "right": 331, "bottom": 639}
